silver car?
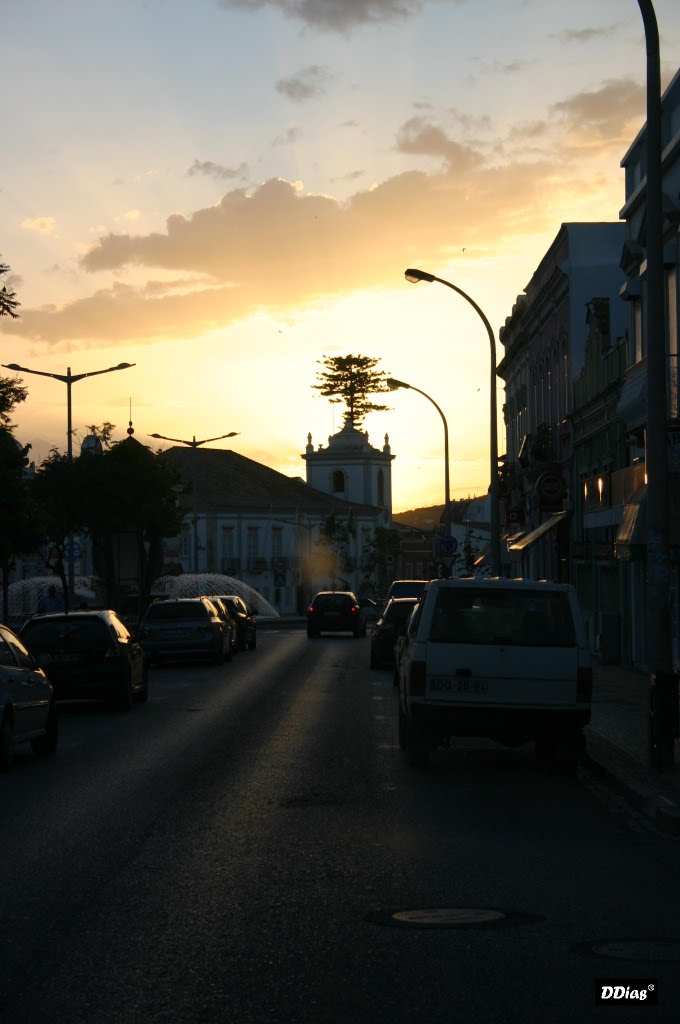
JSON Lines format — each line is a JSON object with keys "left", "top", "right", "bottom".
{"left": 0, "top": 623, "right": 57, "bottom": 771}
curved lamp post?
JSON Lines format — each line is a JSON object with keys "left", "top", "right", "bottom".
{"left": 387, "top": 375, "right": 451, "bottom": 542}
{"left": 2, "top": 360, "right": 135, "bottom": 600}
{"left": 150, "top": 431, "right": 239, "bottom": 573}
{"left": 403, "top": 270, "right": 501, "bottom": 576}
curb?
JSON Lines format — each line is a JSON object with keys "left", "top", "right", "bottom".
{"left": 584, "top": 732, "right": 680, "bottom": 836}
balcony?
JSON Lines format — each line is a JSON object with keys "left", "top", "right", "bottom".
{"left": 246, "top": 558, "right": 267, "bottom": 573}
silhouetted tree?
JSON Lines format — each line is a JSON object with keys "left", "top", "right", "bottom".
{"left": 0, "top": 260, "right": 20, "bottom": 320}
{"left": 313, "top": 354, "right": 391, "bottom": 427}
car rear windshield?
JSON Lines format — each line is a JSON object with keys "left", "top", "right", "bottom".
{"left": 313, "top": 594, "right": 354, "bottom": 610}
{"left": 384, "top": 601, "right": 418, "bottom": 624}
{"left": 144, "top": 602, "right": 209, "bottom": 621}
{"left": 428, "top": 588, "right": 576, "bottom": 647}
{"left": 388, "top": 582, "right": 427, "bottom": 599}
{"left": 22, "top": 618, "right": 112, "bottom": 651}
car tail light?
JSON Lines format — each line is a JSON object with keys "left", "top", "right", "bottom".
{"left": 308, "top": 605, "right": 314, "bottom": 613}
{"left": 409, "top": 660, "right": 426, "bottom": 696}
{"left": 577, "top": 666, "right": 592, "bottom": 702}
{"left": 350, "top": 606, "right": 357, "bottom": 614}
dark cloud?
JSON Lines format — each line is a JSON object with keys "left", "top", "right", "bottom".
{"left": 551, "top": 77, "right": 645, "bottom": 142}
{"left": 553, "top": 24, "right": 622, "bottom": 44}
{"left": 219, "top": 0, "right": 429, "bottom": 31}
{"left": 272, "top": 125, "right": 304, "bottom": 146}
{"left": 275, "top": 65, "right": 332, "bottom": 101}
{"left": 395, "top": 116, "right": 482, "bottom": 172}
{"left": 330, "top": 169, "right": 365, "bottom": 183}
{"left": 186, "top": 159, "right": 249, "bottom": 181}
{"left": 492, "top": 59, "right": 529, "bottom": 75}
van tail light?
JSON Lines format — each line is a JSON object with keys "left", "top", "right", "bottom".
{"left": 577, "top": 666, "right": 592, "bottom": 702}
{"left": 409, "top": 660, "right": 426, "bottom": 696}
{"left": 308, "top": 605, "right": 314, "bottom": 613}
{"left": 350, "top": 606, "right": 357, "bottom": 614}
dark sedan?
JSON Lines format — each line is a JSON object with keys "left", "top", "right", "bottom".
{"left": 307, "top": 591, "right": 367, "bottom": 638}
{"left": 20, "top": 610, "right": 148, "bottom": 711}
{"left": 0, "top": 623, "right": 58, "bottom": 770}
{"left": 370, "top": 596, "right": 420, "bottom": 669}
{"left": 138, "top": 598, "right": 230, "bottom": 665}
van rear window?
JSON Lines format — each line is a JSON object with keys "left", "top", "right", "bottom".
{"left": 429, "top": 589, "right": 576, "bottom": 647}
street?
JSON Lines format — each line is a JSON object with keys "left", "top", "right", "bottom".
{"left": 2, "top": 625, "right": 680, "bottom": 1022}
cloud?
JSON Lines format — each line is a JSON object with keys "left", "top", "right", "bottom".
{"left": 122, "top": 210, "right": 142, "bottom": 222}
{"left": 218, "top": 0, "right": 429, "bottom": 31}
{"left": 21, "top": 216, "right": 56, "bottom": 235}
{"left": 272, "top": 125, "right": 304, "bottom": 146}
{"left": 553, "top": 24, "right": 622, "bottom": 44}
{"left": 186, "top": 158, "right": 250, "bottom": 181}
{"left": 275, "top": 65, "right": 333, "bottom": 101}
{"left": 551, "top": 77, "right": 645, "bottom": 144}
{"left": 395, "top": 117, "right": 482, "bottom": 172}
{"left": 5, "top": 128, "right": 580, "bottom": 348}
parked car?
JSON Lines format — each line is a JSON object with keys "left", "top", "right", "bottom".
{"left": 396, "top": 578, "right": 592, "bottom": 768}
{"left": 0, "top": 623, "right": 58, "bottom": 771}
{"left": 370, "top": 596, "right": 420, "bottom": 669}
{"left": 307, "top": 591, "right": 367, "bottom": 637}
{"left": 138, "top": 598, "right": 230, "bottom": 665}
{"left": 20, "top": 609, "right": 147, "bottom": 711}
{"left": 379, "top": 579, "right": 428, "bottom": 615}
{"left": 205, "top": 597, "right": 237, "bottom": 659}
{"left": 359, "top": 598, "right": 379, "bottom": 624}
{"left": 212, "top": 595, "right": 257, "bottom": 651}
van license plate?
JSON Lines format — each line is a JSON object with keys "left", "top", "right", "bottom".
{"left": 430, "top": 677, "right": 488, "bottom": 694}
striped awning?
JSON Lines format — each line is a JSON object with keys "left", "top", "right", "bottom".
{"left": 507, "top": 511, "right": 567, "bottom": 559}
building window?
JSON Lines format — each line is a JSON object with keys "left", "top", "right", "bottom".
{"left": 332, "top": 470, "right": 345, "bottom": 494}
{"left": 377, "top": 469, "right": 385, "bottom": 506}
{"left": 221, "top": 526, "right": 234, "bottom": 559}
{"left": 247, "top": 527, "right": 259, "bottom": 560}
{"left": 634, "top": 298, "right": 643, "bottom": 363}
{"left": 180, "top": 527, "right": 191, "bottom": 558}
{"left": 272, "top": 527, "right": 283, "bottom": 559}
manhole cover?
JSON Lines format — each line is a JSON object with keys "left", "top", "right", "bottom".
{"left": 365, "top": 907, "right": 545, "bottom": 929}
{"left": 583, "top": 939, "right": 680, "bottom": 962}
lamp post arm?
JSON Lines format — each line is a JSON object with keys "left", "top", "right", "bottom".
{"left": 406, "top": 384, "right": 451, "bottom": 530}
{"left": 1, "top": 364, "right": 70, "bottom": 384}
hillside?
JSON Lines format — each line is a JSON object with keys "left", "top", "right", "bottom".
{"left": 393, "top": 498, "right": 481, "bottom": 530}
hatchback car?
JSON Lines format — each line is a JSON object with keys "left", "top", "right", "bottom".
{"left": 20, "top": 610, "right": 148, "bottom": 711}
{"left": 370, "top": 596, "right": 420, "bottom": 669}
{"left": 212, "top": 595, "right": 257, "bottom": 651}
{"left": 0, "top": 623, "right": 57, "bottom": 771}
{"left": 307, "top": 591, "right": 367, "bottom": 637}
{"left": 138, "top": 597, "right": 230, "bottom": 664}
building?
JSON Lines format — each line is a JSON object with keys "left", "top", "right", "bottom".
{"left": 160, "top": 421, "right": 394, "bottom": 613}
{"left": 613, "top": 66, "right": 680, "bottom": 668}
{"left": 497, "top": 222, "right": 628, "bottom": 584}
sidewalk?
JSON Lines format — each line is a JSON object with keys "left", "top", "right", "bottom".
{"left": 585, "top": 660, "right": 680, "bottom": 835}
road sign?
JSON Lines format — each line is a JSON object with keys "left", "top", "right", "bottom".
{"left": 274, "top": 573, "right": 287, "bottom": 587}
{"left": 273, "top": 559, "right": 285, "bottom": 572}
{"left": 438, "top": 535, "right": 458, "bottom": 557}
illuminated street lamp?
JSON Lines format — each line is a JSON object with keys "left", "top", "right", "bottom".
{"left": 387, "top": 375, "right": 451, "bottom": 543}
{"left": 2, "top": 360, "right": 135, "bottom": 600}
{"left": 149, "top": 432, "right": 240, "bottom": 573}
{"left": 403, "top": 269, "right": 501, "bottom": 576}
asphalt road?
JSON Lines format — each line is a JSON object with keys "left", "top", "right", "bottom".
{"left": 2, "top": 627, "right": 680, "bottom": 1023}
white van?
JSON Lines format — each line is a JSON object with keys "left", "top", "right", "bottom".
{"left": 396, "top": 578, "right": 592, "bottom": 767}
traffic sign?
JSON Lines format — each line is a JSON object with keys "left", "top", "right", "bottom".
{"left": 274, "top": 572, "right": 287, "bottom": 587}
{"left": 438, "top": 535, "right": 458, "bottom": 557}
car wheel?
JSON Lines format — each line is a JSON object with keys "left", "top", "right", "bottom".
{"left": 31, "top": 701, "right": 58, "bottom": 755}
{"left": 224, "top": 640, "right": 233, "bottom": 662}
{"left": 136, "top": 664, "right": 150, "bottom": 703}
{"left": 0, "top": 712, "right": 15, "bottom": 772}
{"left": 114, "top": 672, "right": 134, "bottom": 712}
{"left": 237, "top": 634, "right": 247, "bottom": 652}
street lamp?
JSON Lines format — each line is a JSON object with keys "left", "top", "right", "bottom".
{"left": 149, "top": 432, "right": 240, "bottom": 573}
{"left": 403, "top": 269, "right": 501, "bottom": 576}
{"left": 2, "top": 360, "right": 135, "bottom": 600}
{"left": 387, "top": 375, "right": 451, "bottom": 543}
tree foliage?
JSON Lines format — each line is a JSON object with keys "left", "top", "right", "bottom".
{"left": 313, "top": 354, "right": 391, "bottom": 427}
{"left": 0, "top": 261, "right": 20, "bottom": 320}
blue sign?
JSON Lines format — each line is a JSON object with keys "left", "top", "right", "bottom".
{"left": 438, "top": 536, "right": 459, "bottom": 556}
{"left": 274, "top": 573, "right": 287, "bottom": 587}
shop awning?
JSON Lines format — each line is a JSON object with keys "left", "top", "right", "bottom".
{"left": 614, "top": 485, "right": 646, "bottom": 560}
{"left": 507, "top": 511, "right": 567, "bottom": 560}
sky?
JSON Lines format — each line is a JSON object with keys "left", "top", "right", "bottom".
{"left": 2, "top": 0, "right": 679, "bottom": 512}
